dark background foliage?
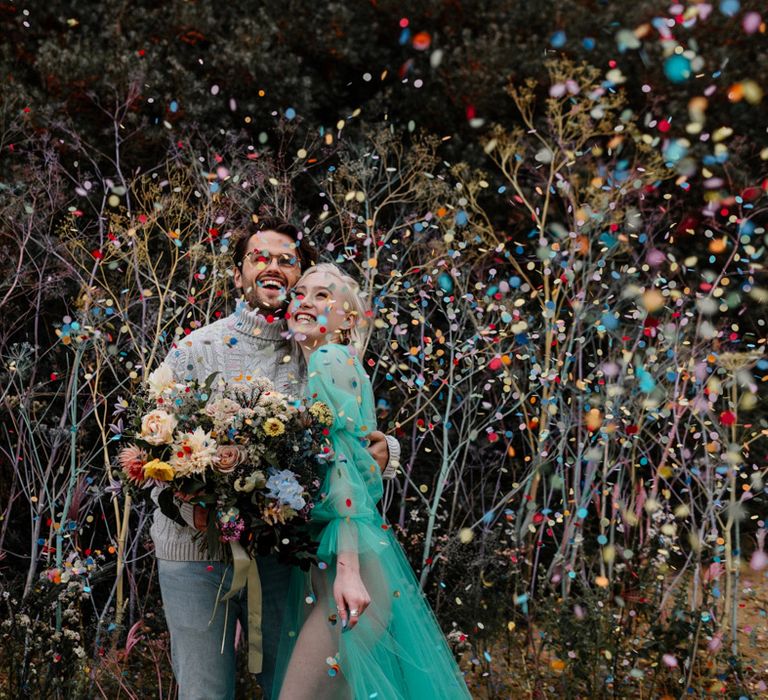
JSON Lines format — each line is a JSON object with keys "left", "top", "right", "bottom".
{"left": 1, "top": 1, "right": 767, "bottom": 697}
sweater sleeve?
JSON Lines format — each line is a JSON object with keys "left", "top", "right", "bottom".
{"left": 162, "top": 341, "right": 193, "bottom": 383}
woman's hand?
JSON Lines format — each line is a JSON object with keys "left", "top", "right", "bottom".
{"left": 333, "top": 560, "right": 371, "bottom": 632}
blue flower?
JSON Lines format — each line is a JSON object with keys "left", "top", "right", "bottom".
{"left": 266, "top": 468, "right": 306, "bottom": 510}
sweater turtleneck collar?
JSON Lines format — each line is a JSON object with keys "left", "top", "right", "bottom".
{"left": 232, "top": 300, "right": 287, "bottom": 341}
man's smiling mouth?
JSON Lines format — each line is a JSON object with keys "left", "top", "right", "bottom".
{"left": 258, "top": 277, "right": 285, "bottom": 290}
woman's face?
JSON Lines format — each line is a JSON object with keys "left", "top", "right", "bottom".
{"left": 286, "top": 270, "right": 353, "bottom": 345}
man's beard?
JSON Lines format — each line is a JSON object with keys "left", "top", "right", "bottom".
{"left": 242, "top": 288, "right": 289, "bottom": 317}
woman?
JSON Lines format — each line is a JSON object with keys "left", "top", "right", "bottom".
{"left": 274, "top": 263, "right": 471, "bottom": 699}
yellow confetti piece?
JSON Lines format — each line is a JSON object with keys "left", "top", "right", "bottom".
{"left": 585, "top": 408, "right": 603, "bottom": 431}
{"left": 641, "top": 289, "right": 664, "bottom": 312}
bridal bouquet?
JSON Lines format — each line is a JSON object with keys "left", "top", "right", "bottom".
{"left": 115, "top": 364, "right": 333, "bottom": 566}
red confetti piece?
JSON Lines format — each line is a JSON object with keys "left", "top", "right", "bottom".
{"left": 719, "top": 411, "right": 736, "bottom": 426}
{"left": 412, "top": 31, "right": 431, "bottom": 51}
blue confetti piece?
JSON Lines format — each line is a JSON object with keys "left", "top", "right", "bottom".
{"left": 437, "top": 272, "right": 454, "bottom": 293}
{"left": 550, "top": 30, "right": 567, "bottom": 48}
{"left": 664, "top": 55, "right": 692, "bottom": 83}
{"left": 719, "top": 0, "right": 740, "bottom": 17}
{"left": 739, "top": 220, "right": 755, "bottom": 236}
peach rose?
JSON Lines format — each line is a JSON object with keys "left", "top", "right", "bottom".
{"left": 140, "top": 409, "right": 178, "bottom": 445}
{"left": 215, "top": 445, "right": 244, "bottom": 473}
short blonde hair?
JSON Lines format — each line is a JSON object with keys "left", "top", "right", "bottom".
{"left": 296, "top": 263, "right": 370, "bottom": 346}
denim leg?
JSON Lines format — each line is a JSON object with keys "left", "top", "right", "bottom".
{"left": 158, "top": 560, "right": 244, "bottom": 700}
{"left": 253, "top": 555, "right": 292, "bottom": 700}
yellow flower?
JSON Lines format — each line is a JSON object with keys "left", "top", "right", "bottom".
{"left": 143, "top": 459, "right": 174, "bottom": 481}
{"left": 263, "top": 417, "right": 285, "bottom": 437}
{"left": 309, "top": 401, "right": 333, "bottom": 426}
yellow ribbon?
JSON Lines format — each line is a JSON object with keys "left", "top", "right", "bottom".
{"left": 221, "top": 541, "right": 263, "bottom": 674}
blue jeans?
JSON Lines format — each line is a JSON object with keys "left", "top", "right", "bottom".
{"left": 158, "top": 556, "right": 291, "bottom": 700}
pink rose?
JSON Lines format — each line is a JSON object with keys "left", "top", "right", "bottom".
{"left": 215, "top": 445, "right": 244, "bottom": 473}
{"left": 140, "top": 409, "right": 178, "bottom": 445}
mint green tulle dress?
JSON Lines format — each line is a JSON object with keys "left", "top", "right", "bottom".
{"left": 273, "top": 344, "right": 471, "bottom": 700}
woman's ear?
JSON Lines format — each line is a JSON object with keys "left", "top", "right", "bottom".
{"left": 340, "top": 312, "right": 356, "bottom": 331}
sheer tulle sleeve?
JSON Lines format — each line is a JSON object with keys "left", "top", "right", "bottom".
{"left": 306, "top": 344, "right": 385, "bottom": 561}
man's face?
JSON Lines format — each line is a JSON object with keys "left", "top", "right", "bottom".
{"left": 233, "top": 230, "right": 302, "bottom": 312}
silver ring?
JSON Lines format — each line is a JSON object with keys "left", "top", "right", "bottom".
{"left": 349, "top": 608, "right": 360, "bottom": 617}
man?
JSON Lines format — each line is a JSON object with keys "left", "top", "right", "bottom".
{"left": 150, "top": 218, "right": 399, "bottom": 700}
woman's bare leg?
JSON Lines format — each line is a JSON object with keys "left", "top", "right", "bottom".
{"left": 278, "top": 568, "right": 349, "bottom": 700}
{"left": 278, "top": 556, "right": 392, "bottom": 700}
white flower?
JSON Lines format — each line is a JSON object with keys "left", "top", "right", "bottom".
{"left": 170, "top": 427, "right": 218, "bottom": 477}
{"left": 147, "top": 363, "right": 177, "bottom": 399}
{"left": 205, "top": 398, "right": 243, "bottom": 425}
{"left": 257, "top": 391, "right": 288, "bottom": 409}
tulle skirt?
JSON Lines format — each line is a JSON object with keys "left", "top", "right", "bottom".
{"left": 273, "top": 516, "right": 472, "bottom": 700}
